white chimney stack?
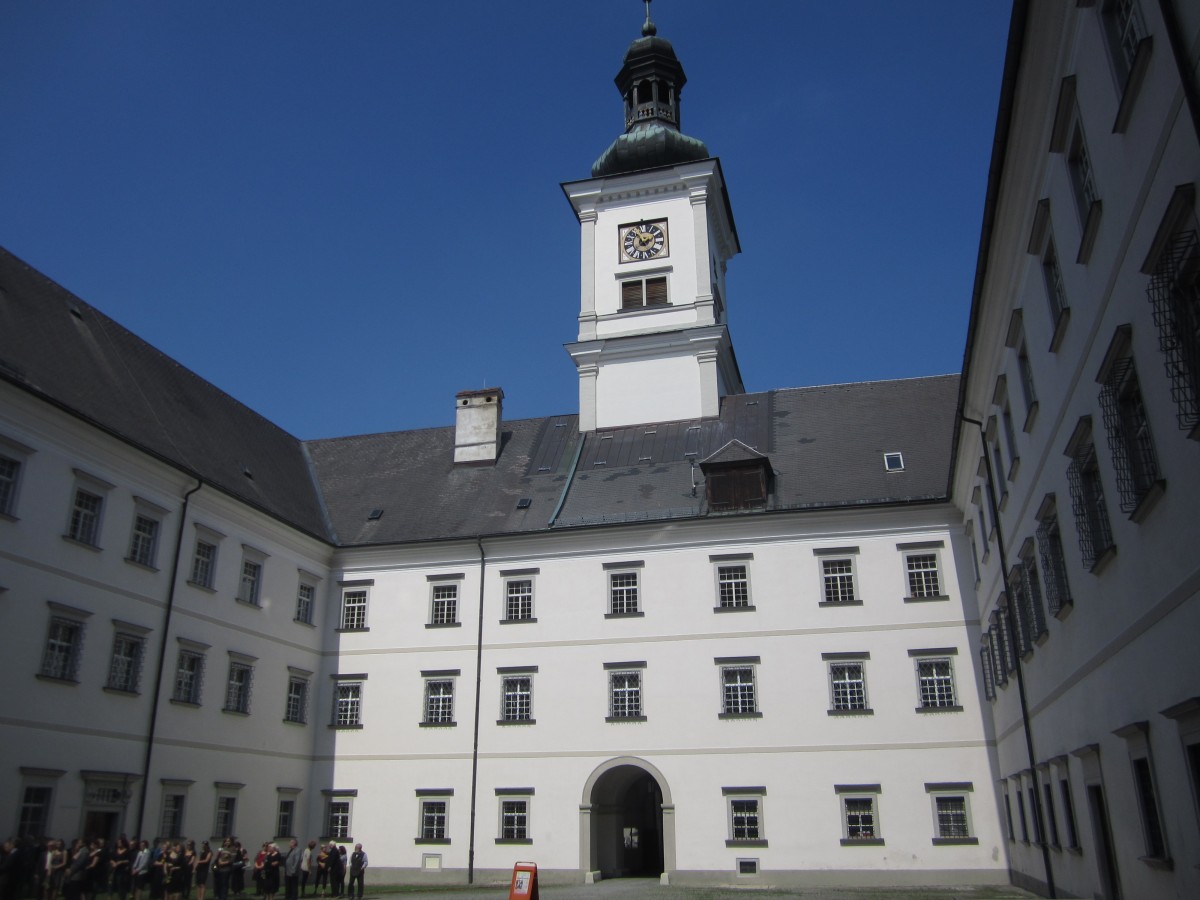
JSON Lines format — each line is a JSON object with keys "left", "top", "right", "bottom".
{"left": 454, "top": 388, "right": 504, "bottom": 464}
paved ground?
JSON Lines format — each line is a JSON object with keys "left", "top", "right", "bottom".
{"left": 364, "top": 878, "right": 1036, "bottom": 899}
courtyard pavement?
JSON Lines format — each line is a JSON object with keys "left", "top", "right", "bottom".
{"left": 362, "top": 878, "right": 1036, "bottom": 899}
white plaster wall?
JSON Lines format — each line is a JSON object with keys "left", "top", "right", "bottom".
{"left": 594, "top": 353, "right": 703, "bottom": 428}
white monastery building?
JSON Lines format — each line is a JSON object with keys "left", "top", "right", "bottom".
{"left": 2, "top": 2, "right": 1198, "bottom": 896}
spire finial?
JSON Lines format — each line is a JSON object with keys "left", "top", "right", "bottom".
{"left": 642, "top": 0, "right": 657, "bottom": 37}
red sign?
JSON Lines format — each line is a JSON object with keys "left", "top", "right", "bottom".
{"left": 508, "top": 861, "right": 538, "bottom": 899}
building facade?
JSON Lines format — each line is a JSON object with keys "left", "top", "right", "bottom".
{"left": 1, "top": 2, "right": 1198, "bottom": 895}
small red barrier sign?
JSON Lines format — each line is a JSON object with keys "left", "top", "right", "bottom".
{"left": 508, "top": 861, "right": 538, "bottom": 899}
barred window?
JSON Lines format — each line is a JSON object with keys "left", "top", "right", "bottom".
{"left": 1043, "top": 237, "right": 1069, "bottom": 325}
{"left": 174, "top": 650, "right": 205, "bottom": 704}
{"left": 609, "top": 572, "right": 639, "bottom": 615}
{"left": 501, "top": 676, "right": 532, "bottom": 722}
{"left": 423, "top": 678, "right": 454, "bottom": 724}
{"left": 1018, "top": 343, "right": 1038, "bottom": 417}
{"left": 829, "top": 662, "right": 867, "bottom": 711}
{"left": 916, "top": 657, "right": 958, "bottom": 709}
{"left": 905, "top": 553, "right": 942, "bottom": 598}
{"left": 333, "top": 682, "right": 363, "bottom": 727}
{"left": 1098, "top": 349, "right": 1161, "bottom": 514}
{"left": 40, "top": 616, "right": 84, "bottom": 681}
{"left": 1036, "top": 499, "right": 1073, "bottom": 615}
{"left": 717, "top": 565, "right": 749, "bottom": 608}
{"left": 505, "top": 579, "right": 533, "bottom": 621}
{"left": 500, "top": 799, "right": 529, "bottom": 840}
{"left": 980, "top": 645, "right": 996, "bottom": 701}
{"left": 934, "top": 795, "right": 972, "bottom": 839}
{"left": 128, "top": 515, "right": 160, "bottom": 567}
{"left": 843, "top": 796, "right": 877, "bottom": 841}
{"left": 1068, "top": 122, "right": 1099, "bottom": 226}
{"left": 340, "top": 589, "right": 368, "bottom": 630}
{"left": 68, "top": 489, "right": 103, "bottom": 545}
{"left": 721, "top": 665, "right": 757, "bottom": 716}
{"left": 420, "top": 800, "right": 447, "bottom": 841}
{"left": 1066, "top": 421, "right": 1115, "bottom": 570}
{"left": 821, "top": 558, "right": 856, "bottom": 603}
{"left": 729, "top": 798, "right": 761, "bottom": 841}
{"left": 106, "top": 633, "right": 144, "bottom": 693}
{"left": 224, "top": 661, "right": 253, "bottom": 714}
{"left": 1146, "top": 225, "right": 1200, "bottom": 431}
{"left": 431, "top": 584, "right": 458, "bottom": 625}
{"left": 987, "top": 622, "right": 1009, "bottom": 688}
{"left": 608, "top": 670, "right": 642, "bottom": 719}
{"left": 285, "top": 676, "right": 308, "bottom": 724}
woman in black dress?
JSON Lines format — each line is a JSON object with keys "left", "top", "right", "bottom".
{"left": 261, "top": 846, "right": 281, "bottom": 900}
{"left": 165, "top": 844, "right": 187, "bottom": 900}
{"left": 192, "top": 843, "right": 211, "bottom": 900}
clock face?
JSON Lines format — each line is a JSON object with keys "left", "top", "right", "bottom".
{"left": 620, "top": 221, "right": 668, "bottom": 262}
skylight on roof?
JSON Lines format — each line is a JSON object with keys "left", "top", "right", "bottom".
{"left": 884, "top": 452, "right": 905, "bottom": 472}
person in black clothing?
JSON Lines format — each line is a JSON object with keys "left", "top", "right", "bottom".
{"left": 345, "top": 847, "right": 365, "bottom": 900}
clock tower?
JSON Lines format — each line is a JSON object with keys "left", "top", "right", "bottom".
{"left": 563, "top": 1, "right": 744, "bottom": 432}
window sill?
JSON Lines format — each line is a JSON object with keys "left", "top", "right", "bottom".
{"left": 187, "top": 581, "right": 217, "bottom": 593}
{"left": 932, "top": 837, "right": 979, "bottom": 846}
{"left": 170, "top": 698, "right": 201, "bottom": 708}
{"left": 336, "top": 626, "right": 370, "bottom": 633}
{"left": 499, "top": 617, "right": 537, "bottom": 625}
{"left": 1129, "top": 480, "right": 1165, "bottom": 523}
{"left": 61, "top": 535, "right": 101, "bottom": 552}
{"left": 725, "top": 840, "right": 767, "bottom": 848}
{"left": 840, "top": 838, "right": 884, "bottom": 847}
{"left": 1088, "top": 544, "right": 1118, "bottom": 574}
{"left": 328, "top": 723, "right": 364, "bottom": 730}
{"left": 713, "top": 605, "right": 756, "bottom": 613}
{"left": 818, "top": 600, "right": 863, "bottom": 608}
{"left": 319, "top": 835, "right": 353, "bottom": 844}
{"left": 293, "top": 618, "right": 316, "bottom": 628}
{"left": 1076, "top": 199, "right": 1102, "bottom": 264}
{"left": 1007, "top": 457, "right": 1021, "bottom": 483}
{"left": 903, "top": 594, "right": 950, "bottom": 603}
{"left": 718, "top": 712, "right": 762, "bottom": 720}
{"left": 915, "top": 705, "right": 963, "bottom": 714}
{"left": 828, "top": 708, "right": 874, "bottom": 716}
{"left": 419, "top": 721, "right": 457, "bottom": 728}
{"left": 605, "top": 715, "right": 647, "bottom": 723}
{"left": 495, "top": 839, "right": 532, "bottom": 845}
{"left": 425, "top": 622, "right": 461, "bottom": 629}
{"left": 282, "top": 718, "right": 307, "bottom": 726}
{"left": 604, "top": 611, "right": 644, "bottom": 619}
{"left": 413, "top": 839, "right": 450, "bottom": 846}
{"left": 222, "top": 708, "right": 250, "bottom": 717}
{"left": 1053, "top": 599, "right": 1074, "bottom": 621}
{"left": 124, "top": 558, "right": 160, "bottom": 573}
{"left": 997, "top": 490, "right": 1009, "bottom": 513}
{"left": 1048, "top": 307, "right": 1070, "bottom": 353}
{"left": 35, "top": 674, "right": 78, "bottom": 686}
{"left": 234, "top": 597, "right": 261, "bottom": 609}
{"left": 0, "top": 512, "right": 18, "bottom": 523}
{"left": 102, "top": 686, "right": 140, "bottom": 697}
{"left": 1022, "top": 401, "right": 1039, "bottom": 434}
{"left": 497, "top": 718, "right": 536, "bottom": 726}
{"left": 1139, "top": 855, "right": 1174, "bottom": 871}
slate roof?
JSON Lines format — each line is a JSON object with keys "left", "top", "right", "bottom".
{"left": 1, "top": 245, "right": 959, "bottom": 548}
{"left": 0, "top": 246, "right": 332, "bottom": 540}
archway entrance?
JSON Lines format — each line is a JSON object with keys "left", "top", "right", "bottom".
{"left": 580, "top": 758, "right": 674, "bottom": 881}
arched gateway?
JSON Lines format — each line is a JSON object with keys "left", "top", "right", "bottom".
{"left": 579, "top": 757, "right": 675, "bottom": 882}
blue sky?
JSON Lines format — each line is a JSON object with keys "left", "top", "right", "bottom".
{"left": 0, "top": 1, "right": 1013, "bottom": 440}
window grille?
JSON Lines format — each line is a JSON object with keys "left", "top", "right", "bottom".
{"left": 844, "top": 798, "right": 876, "bottom": 840}
{"left": 1036, "top": 505, "right": 1073, "bottom": 614}
{"left": 997, "top": 609, "right": 1017, "bottom": 674}
{"left": 41, "top": 617, "right": 83, "bottom": 681}
{"left": 717, "top": 565, "right": 749, "bottom": 607}
{"left": 987, "top": 626, "right": 1008, "bottom": 689}
{"left": 916, "top": 659, "right": 957, "bottom": 708}
{"left": 502, "top": 676, "right": 532, "bottom": 721}
{"left": 906, "top": 554, "right": 941, "bottom": 598}
{"left": 721, "top": 666, "right": 757, "bottom": 715}
{"left": 1098, "top": 356, "right": 1161, "bottom": 512}
{"left": 501, "top": 800, "right": 528, "bottom": 840}
{"left": 609, "top": 572, "right": 639, "bottom": 615}
{"left": 830, "top": 662, "right": 866, "bottom": 711}
{"left": 1066, "top": 435, "right": 1115, "bottom": 569}
{"left": 730, "top": 799, "right": 760, "bottom": 840}
{"left": 421, "top": 800, "right": 447, "bottom": 839}
{"left": 334, "top": 682, "right": 362, "bottom": 726}
{"left": 980, "top": 646, "right": 996, "bottom": 701}
{"left": 424, "top": 679, "right": 454, "bottom": 724}
{"left": 224, "top": 662, "right": 252, "bottom": 713}
{"left": 1147, "top": 228, "right": 1200, "bottom": 430}
{"left": 1021, "top": 557, "right": 1048, "bottom": 641}
{"left": 1008, "top": 570, "right": 1033, "bottom": 658}
{"left": 107, "top": 634, "right": 144, "bottom": 693}
{"left": 609, "top": 671, "right": 641, "bottom": 718}
{"left": 935, "top": 796, "right": 971, "bottom": 839}
{"left": 340, "top": 590, "right": 368, "bottom": 629}
{"left": 822, "top": 559, "right": 855, "bottom": 603}
{"left": 174, "top": 650, "right": 204, "bottom": 704}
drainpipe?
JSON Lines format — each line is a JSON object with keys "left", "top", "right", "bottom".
{"left": 960, "top": 413, "right": 1055, "bottom": 898}
{"left": 134, "top": 478, "right": 203, "bottom": 838}
{"left": 467, "top": 537, "right": 487, "bottom": 883}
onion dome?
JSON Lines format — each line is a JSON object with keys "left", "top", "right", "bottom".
{"left": 591, "top": 1, "right": 710, "bottom": 177}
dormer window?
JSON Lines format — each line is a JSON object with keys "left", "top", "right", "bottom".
{"left": 699, "top": 440, "right": 772, "bottom": 512}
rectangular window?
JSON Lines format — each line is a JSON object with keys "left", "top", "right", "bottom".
{"left": 905, "top": 553, "right": 942, "bottom": 599}
{"left": 1001, "top": 403, "right": 1020, "bottom": 473}
{"left": 224, "top": 661, "right": 253, "bottom": 714}
{"left": 128, "top": 515, "right": 160, "bottom": 568}
{"left": 340, "top": 589, "right": 368, "bottom": 630}
{"left": 1015, "top": 783, "right": 1029, "bottom": 841}
{"left": 934, "top": 795, "right": 971, "bottom": 840}
{"left": 1102, "top": 0, "right": 1147, "bottom": 83}
{"left": 1146, "top": 220, "right": 1200, "bottom": 432}
{"left": 1132, "top": 756, "right": 1168, "bottom": 860}
{"left": 1066, "top": 420, "right": 1115, "bottom": 570}
{"left": 431, "top": 584, "right": 459, "bottom": 625}
{"left": 608, "top": 669, "right": 643, "bottom": 720}
{"left": 18, "top": 786, "right": 52, "bottom": 841}
{"left": 609, "top": 571, "right": 639, "bottom": 615}
{"left": 505, "top": 579, "right": 533, "bottom": 621}
{"left": 295, "top": 582, "right": 315, "bottom": 625}
{"left": 276, "top": 799, "right": 295, "bottom": 839}
{"left": 0, "top": 454, "right": 21, "bottom": 517}
{"left": 333, "top": 681, "right": 363, "bottom": 727}
{"left": 1028, "top": 786, "right": 1042, "bottom": 844}
{"left": 423, "top": 678, "right": 455, "bottom": 725}
{"left": 190, "top": 540, "right": 217, "bottom": 588}
{"left": 914, "top": 655, "right": 959, "bottom": 710}
{"left": 238, "top": 557, "right": 263, "bottom": 606}
{"left": 1098, "top": 344, "right": 1162, "bottom": 514}
{"left": 285, "top": 676, "right": 308, "bottom": 724}
{"left": 1018, "top": 342, "right": 1038, "bottom": 424}
{"left": 68, "top": 488, "right": 103, "bottom": 546}
{"left": 1060, "top": 775, "right": 1080, "bottom": 850}
{"left": 500, "top": 799, "right": 529, "bottom": 841}
{"left": 420, "top": 800, "right": 448, "bottom": 841}
{"left": 326, "top": 801, "right": 351, "bottom": 841}
{"left": 828, "top": 660, "right": 868, "bottom": 712}
{"left": 214, "top": 796, "right": 237, "bottom": 839}
{"left": 821, "top": 558, "right": 856, "bottom": 604}
{"left": 839, "top": 792, "right": 880, "bottom": 843}
{"left": 40, "top": 616, "right": 84, "bottom": 681}
{"left": 106, "top": 633, "right": 144, "bottom": 693}
{"left": 729, "top": 798, "right": 761, "bottom": 841}
{"left": 501, "top": 675, "right": 533, "bottom": 722}
{"left": 1043, "top": 237, "right": 1070, "bottom": 327}
{"left": 716, "top": 565, "right": 749, "bottom": 608}
{"left": 720, "top": 664, "right": 758, "bottom": 716}
{"left": 173, "top": 649, "right": 205, "bottom": 704}
{"left": 620, "top": 275, "right": 668, "bottom": 309}
{"left": 1036, "top": 497, "right": 1073, "bottom": 615}
{"left": 1042, "top": 780, "right": 1060, "bottom": 848}
{"left": 161, "top": 794, "right": 185, "bottom": 839}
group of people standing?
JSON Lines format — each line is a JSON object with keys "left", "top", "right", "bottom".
{"left": 0, "top": 836, "right": 367, "bottom": 900}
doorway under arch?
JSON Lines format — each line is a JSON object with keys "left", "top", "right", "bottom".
{"left": 579, "top": 757, "right": 675, "bottom": 881}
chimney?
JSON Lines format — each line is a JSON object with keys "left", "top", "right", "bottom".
{"left": 454, "top": 388, "right": 504, "bottom": 464}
